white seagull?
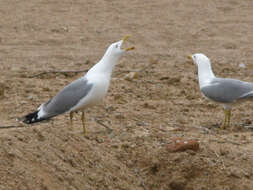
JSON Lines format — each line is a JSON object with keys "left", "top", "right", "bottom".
{"left": 188, "top": 53, "right": 253, "bottom": 129}
{"left": 23, "top": 36, "right": 135, "bottom": 133}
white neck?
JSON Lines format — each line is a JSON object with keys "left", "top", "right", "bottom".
{"left": 197, "top": 61, "right": 215, "bottom": 88}
{"left": 86, "top": 51, "right": 120, "bottom": 78}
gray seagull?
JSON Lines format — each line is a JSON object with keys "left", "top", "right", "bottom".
{"left": 188, "top": 53, "right": 253, "bottom": 129}
{"left": 23, "top": 36, "right": 135, "bottom": 133}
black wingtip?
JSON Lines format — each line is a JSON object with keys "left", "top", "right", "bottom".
{"left": 23, "top": 110, "right": 45, "bottom": 124}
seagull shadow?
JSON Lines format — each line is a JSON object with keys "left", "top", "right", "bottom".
{"left": 200, "top": 121, "right": 253, "bottom": 133}
{"left": 0, "top": 125, "right": 26, "bottom": 129}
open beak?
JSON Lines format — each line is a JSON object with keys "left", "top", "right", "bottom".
{"left": 121, "top": 35, "right": 135, "bottom": 51}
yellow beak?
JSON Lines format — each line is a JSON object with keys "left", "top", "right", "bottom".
{"left": 121, "top": 35, "right": 135, "bottom": 51}
{"left": 187, "top": 55, "right": 192, "bottom": 60}
{"left": 125, "top": 47, "right": 135, "bottom": 51}
{"left": 187, "top": 54, "right": 194, "bottom": 64}
{"left": 122, "top": 35, "right": 130, "bottom": 43}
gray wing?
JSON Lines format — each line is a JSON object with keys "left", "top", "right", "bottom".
{"left": 201, "top": 78, "right": 253, "bottom": 103}
{"left": 42, "top": 77, "right": 93, "bottom": 117}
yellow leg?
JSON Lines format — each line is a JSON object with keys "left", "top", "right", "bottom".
{"left": 221, "top": 110, "right": 228, "bottom": 129}
{"left": 70, "top": 112, "right": 74, "bottom": 128}
{"left": 81, "top": 111, "right": 86, "bottom": 134}
{"left": 227, "top": 109, "right": 231, "bottom": 128}
{"left": 220, "top": 109, "right": 231, "bottom": 129}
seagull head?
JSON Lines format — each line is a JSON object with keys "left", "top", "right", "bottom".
{"left": 187, "top": 53, "right": 211, "bottom": 66}
{"left": 105, "top": 35, "right": 135, "bottom": 58}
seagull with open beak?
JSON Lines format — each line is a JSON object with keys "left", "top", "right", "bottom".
{"left": 23, "top": 36, "right": 135, "bottom": 134}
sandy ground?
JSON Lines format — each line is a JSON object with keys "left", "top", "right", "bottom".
{"left": 0, "top": 0, "right": 253, "bottom": 189}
